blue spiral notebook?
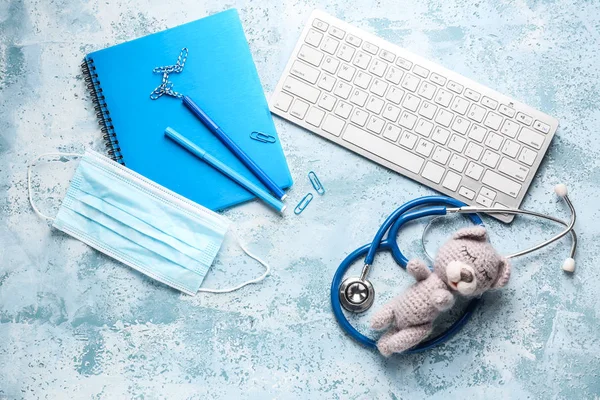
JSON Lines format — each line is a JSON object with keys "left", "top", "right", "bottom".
{"left": 82, "top": 9, "right": 292, "bottom": 211}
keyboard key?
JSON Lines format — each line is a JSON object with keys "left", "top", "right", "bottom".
{"left": 418, "top": 101, "right": 437, "bottom": 120}
{"left": 354, "top": 71, "right": 372, "bottom": 89}
{"left": 434, "top": 88, "right": 453, "bottom": 107}
{"left": 338, "top": 63, "right": 356, "bottom": 81}
{"left": 481, "top": 96, "right": 498, "bottom": 109}
{"left": 350, "top": 88, "right": 369, "bottom": 107}
{"left": 447, "top": 80, "right": 463, "bottom": 94}
{"left": 415, "top": 119, "right": 433, "bottom": 137}
{"left": 468, "top": 124, "right": 487, "bottom": 142}
{"left": 363, "top": 42, "right": 379, "bottom": 55}
{"left": 516, "top": 112, "right": 533, "bottom": 125}
{"left": 367, "top": 115, "right": 385, "bottom": 134}
{"left": 422, "top": 161, "right": 445, "bottom": 183}
{"left": 450, "top": 97, "right": 469, "bottom": 115}
{"left": 533, "top": 120, "right": 551, "bottom": 134}
{"left": 322, "top": 56, "right": 340, "bottom": 74}
{"left": 346, "top": 34, "right": 362, "bottom": 47}
{"left": 338, "top": 44, "right": 355, "bottom": 62}
{"left": 343, "top": 124, "right": 424, "bottom": 174}
{"left": 499, "top": 104, "right": 516, "bottom": 118}
{"left": 481, "top": 149, "right": 500, "bottom": 168}
{"left": 416, "top": 139, "right": 435, "bottom": 157}
{"left": 464, "top": 88, "right": 481, "bottom": 102}
{"left": 334, "top": 81, "right": 352, "bottom": 99}
{"left": 451, "top": 117, "right": 470, "bottom": 135}
{"left": 501, "top": 139, "right": 520, "bottom": 158}
{"left": 329, "top": 26, "right": 345, "bottom": 39}
{"left": 383, "top": 124, "right": 401, "bottom": 141}
{"left": 482, "top": 170, "right": 521, "bottom": 197}
{"left": 305, "top": 29, "right": 324, "bottom": 47}
{"left": 435, "top": 109, "right": 453, "bottom": 127}
{"left": 291, "top": 60, "right": 320, "bottom": 84}
{"left": 384, "top": 66, "right": 403, "bottom": 85}
{"left": 449, "top": 135, "right": 467, "bottom": 152}
{"left": 432, "top": 146, "right": 451, "bottom": 164}
{"left": 350, "top": 108, "right": 369, "bottom": 126}
{"left": 335, "top": 101, "right": 353, "bottom": 119}
{"left": 413, "top": 64, "right": 429, "bottom": 78}
{"left": 298, "top": 45, "right": 324, "bottom": 66}
{"left": 290, "top": 99, "right": 309, "bottom": 119}
{"left": 383, "top": 103, "right": 401, "bottom": 122}
{"left": 476, "top": 193, "right": 493, "bottom": 207}
{"left": 317, "top": 74, "right": 336, "bottom": 92}
{"left": 399, "top": 111, "right": 418, "bottom": 130}
{"left": 322, "top": 114, "right": 345, "bottom": 136}
{"left": 467, "top": 104, "right": 486, "bottom": 123}
{"left": 385, "top": 87, "right": 404, "bottom": 104}
{"left": 353, "top": 51, "right": 371, "bottom": 69}
{"left": 318, "top": 93, "right": 337, "bottom": 111}
{"left": 518, "top": 127, "right": 544, "bottom": 150}
{"left": 380, "top": 49, "right": 395, "bottom": 63}
{"left": 366, "top": 96, "right": 385, "bottom": 114}
{"left": 273, "top": 92, "right": 293, "bottom": 112}
{"left": 465, "top": 142, "right": 483, "bottom": 160}
{"left": 305, "top": 107, "right": 325, "bottom": 127}
{"left": 449, "top": 154, "right": 467, "bottom": 172}
{"left": 395, "top": 57, "right": 413, "bottom": 70}
{"left": 430, "top": 73, "right": 446, "bottom": 86}
{"left": 369, "top": 59, "right": 388, "bottom": 77}
{"left": 498, "top": 157, "right": 529, "bottom": 182}
{"left": 321, "top": 37, "right": 340, "bottom": 55}
{"left": 399, "top": 131, "right": 418, "bottom": 149}
{"left": 465, "top": 162, "right": 484, "bottom": 180}
{"left": 402, "top": 93, "right": 420, "bottom": 112}
{"left": 432, "top": 127, "right": 450, "bottom": 145}
{"left": 479, "top": 187, "right": 496, "bottom": 200}
{"left": 370, "top": 79, "right": 388, "bottom": 97}
{"left": 518, "top": 147, "right": 537, "bottom": 166}
{"left": 401, "top": 74, "right": 420, "bottom": 92}
{"left": 500, "top": 119, "right": 519, "bottom": 138}
{"left": 485, "top": 132, "right": 503, "bottom": 150}
{"left": 418, "top": 82, "right": 436, "bottom": 100}
{"left": 442, "top": 171, "right": 462, "bottom": 191}
{"left": 312, "top": 19, "right": 328, "bottom": 31}
{"left": 483, "top": 112, "right": 503, "bottom": 131}
{"left": 459, "top": 186, "right": 476, "bottom": 200}
{"left": 283, "top": 76, "right": 321, "bottom": 103}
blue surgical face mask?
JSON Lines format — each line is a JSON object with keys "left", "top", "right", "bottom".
{"left": 27, "top": 150, "right": 269, "bottom": 295}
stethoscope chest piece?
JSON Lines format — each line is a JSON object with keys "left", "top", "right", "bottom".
{"left": 339, "top": 273, "right": 374, "bottom": 313}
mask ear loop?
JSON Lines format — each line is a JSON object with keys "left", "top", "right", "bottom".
{"left": 197, "top": 230, "right": 271, "bottom": 293}
{"left": 27, "top": 152, "right": 82, "bottom": 222}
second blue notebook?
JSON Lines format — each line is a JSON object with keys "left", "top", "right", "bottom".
{"left": 83, "top": 9, "right": 292, "bottom": 211}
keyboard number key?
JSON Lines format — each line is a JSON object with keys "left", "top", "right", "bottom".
{"left": 422, "top": 161, "right": 445, "bottom": 184}
{"left": 322, "top": 114, "right": 345, "bottom": 136}
{"left": 338, "top": 44, "right": 355, "bottom": 62}
{"left": 434, "top": 88, "right": 453, "bottom": 107}
{"left": 384, "top": 66, "right": 403, "bottom": 85}
{"left": 467, "top": 104, "right": 486, "bottom": 123}
{"left": 369, "top": 59, "right": 388, "bottom": 77}
{"left": 401, "top": 74, "right": 420, "bottom": 92}
{"left": 418, "top": 82, "right": 436, "bottom": 100}
{"left": 442, "top": 171, "right": 462, "bottom": 191}
{"left": 305, "top": 29, "right": 324, "bottom": 47}
{"left": 273, "top": 92, "right": 293, "bottom": 112}
{"left": 321, "top": 37, "right": 340, "bottom": 55}
{"left": 305, "top": 107, "right": 325, "bottom": 127}
{"left": 353, "top": 51, "right": 372, "bottom": 70}
{"left": 450, "top": 96, "right": 469, "bottom": 115}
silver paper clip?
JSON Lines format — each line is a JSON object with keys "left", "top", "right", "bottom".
{"left": 250, "top": 131, "right": 276, "bottom": 143}
{"left": 308, "top": 171, "right": 325, "bottom": 195}
{"left": 294, "top": 193, "right": 314, "bottom": 215}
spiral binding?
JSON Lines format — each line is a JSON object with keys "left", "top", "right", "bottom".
{"left": 81, "top": 58, "right": 125, "bottom": 165}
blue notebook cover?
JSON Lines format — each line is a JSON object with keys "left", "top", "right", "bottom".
{"left": 83, "top": 9, "right": 292, "bottom": 210}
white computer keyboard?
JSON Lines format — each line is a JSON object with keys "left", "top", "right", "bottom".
{"left": 270, "top": 10, "right": 558, "bottom": 222}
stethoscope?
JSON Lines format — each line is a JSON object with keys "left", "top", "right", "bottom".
{"left": 330, "top": 184, "right": 577, "bottom": 352}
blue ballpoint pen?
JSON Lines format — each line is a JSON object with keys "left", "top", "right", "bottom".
{"left": 164, "top": 127, "right": 286, "bottom": 213}
{"left": 182, "top": 95, "right": 287, "bottom": 201}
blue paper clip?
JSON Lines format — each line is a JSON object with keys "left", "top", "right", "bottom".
{"left": 250, "top": 131, "right": 276, "bottom": 143}
{"left": 308, "top": 171, "right": 325, "bottom": 195}
{"left": 294, "top": 193, "right": 314, "bottom": 215}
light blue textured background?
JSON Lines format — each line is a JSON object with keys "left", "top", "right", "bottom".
{"left": 1, "top": 0, "right": 599, "bottom": 398}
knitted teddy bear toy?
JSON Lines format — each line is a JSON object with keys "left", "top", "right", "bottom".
{"left": 370, "top": 226, "right": 511, "bottom": 356}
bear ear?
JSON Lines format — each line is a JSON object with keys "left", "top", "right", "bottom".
{"left": 492, "top": 257, "right": 511, "bottom": 288}
{"left": 452, "top": 226, "right": 487, "bottom": 241}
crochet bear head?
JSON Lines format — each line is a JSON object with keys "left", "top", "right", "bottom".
{"left": 434, "top": 226, "right": 511, "bottom": 296}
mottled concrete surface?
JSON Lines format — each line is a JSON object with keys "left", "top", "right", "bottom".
{"left": 1, "top": 0, "right": 600, "bottom": 398}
